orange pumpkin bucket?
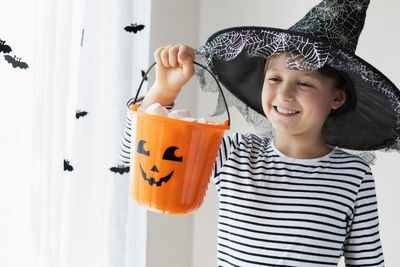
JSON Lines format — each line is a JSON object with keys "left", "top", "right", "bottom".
{"left": 129, "top": 61, "right": 230, "bottom": 214}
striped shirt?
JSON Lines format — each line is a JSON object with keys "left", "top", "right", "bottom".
{"left": 213, "top": 133, "right": 384, "bottom": 267}
{"left": 119, "top": 109, "right": 384, "bottom": 266}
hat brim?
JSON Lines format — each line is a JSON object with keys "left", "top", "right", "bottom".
{"left": 196, "top": 26, "right": 400, "bottom": 151}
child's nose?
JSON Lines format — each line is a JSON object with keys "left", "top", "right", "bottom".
{"left": 278, "top": 83, "right": 295, "bottom": 101}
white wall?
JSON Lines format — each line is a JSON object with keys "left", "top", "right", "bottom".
{"left": 147, "top": 0, "right": 400, "bottom": 266}
{"left": 146, "top": 1, "right": 199, "bottom": 267}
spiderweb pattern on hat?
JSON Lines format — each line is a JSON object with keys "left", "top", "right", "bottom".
{"left": 328, "top": 49, "right": 400, "bottom": 152}
{"left": 289, "top": 0, "right": 370, "bottom": 53}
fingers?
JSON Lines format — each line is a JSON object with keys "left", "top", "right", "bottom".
{"left": 160, "top": 45, "right": 174, "bottom": 67}
{"left": 177, "top": 45, "right": 195, "bottom": 65}
{"left": 154, "top": 44, "right": 195, "bottom": 68}
{"left": 178, "top": 45, "right": 195, "bottom": 78}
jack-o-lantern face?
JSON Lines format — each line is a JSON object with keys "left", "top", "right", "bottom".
{"left": 136, "top": 139, "right": 182, "bottom": 186}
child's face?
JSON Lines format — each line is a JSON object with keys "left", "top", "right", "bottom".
{"left": 261, "top": 54, "right": 345, "bottom": 140}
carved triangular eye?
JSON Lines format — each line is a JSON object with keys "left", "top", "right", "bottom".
{"left": 137, "top": 140, "right": 150, "bottom": 156}
{"left": 162, "top": 146, "right": 182, "bottom": 162}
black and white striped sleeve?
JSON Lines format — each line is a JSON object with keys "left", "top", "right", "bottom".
{"left": 343, "top": 167, "right": 384, "bottom": 266}
{"left": 119, "top": 108, "right": 133, "bottom": 165}
{"left": 211, "top": 133, "right": 241, "bottom": 192}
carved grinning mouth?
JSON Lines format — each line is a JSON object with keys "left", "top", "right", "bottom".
{"left": 139, "top": 164, "right": 174, "bottom": 186}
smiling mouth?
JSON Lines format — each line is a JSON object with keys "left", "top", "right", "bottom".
{"left": 274, "top": 106, "right": 300, "bottom": 115}
{"left": 139, "top": 164, "right": 174, "bottom": 186}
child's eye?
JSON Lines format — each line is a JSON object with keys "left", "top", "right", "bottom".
{"left": 268, "top": 77, "right": 281, "bottom": 83}
{"left": 298, "top": 82, "right": 312, "bottom": 87}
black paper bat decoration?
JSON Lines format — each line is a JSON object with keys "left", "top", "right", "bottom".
{"left": 64, "top": 159, "right": 74, "bottom": 172}
{"left": 124, "top": 23, "right": 145, "bottom": 33}
{"left": 76, "top": 110, "right": 88, "bottom": 119}
{"left": 141, "top": 70, "right": 148, "bottom": 81}
{"left": 4, "top": 55, "right": 29, "bottom": 69}
{"left": 0, "top": 39, "right": 12, "bottom": 53}
{"left": 110, "top": 165, "right": 130, "bottom": 174}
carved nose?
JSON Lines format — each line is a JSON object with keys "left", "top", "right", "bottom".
{"left": 151, "top": 165, "right": 159, "bottom": 172}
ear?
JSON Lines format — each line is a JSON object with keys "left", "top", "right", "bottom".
{"left": 331, "top": 89, "right": 346, "bottom": 110}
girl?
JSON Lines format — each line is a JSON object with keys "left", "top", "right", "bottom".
{"left": 120, "top": 0, "right": 400, "bottom": 265}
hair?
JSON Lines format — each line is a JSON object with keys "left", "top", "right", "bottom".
{"left": 263, "top": 56, "right": 355, "bottom": 116}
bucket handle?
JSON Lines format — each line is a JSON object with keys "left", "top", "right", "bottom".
{"left": 132, "top": 61, "right": 231, "bottom": 126}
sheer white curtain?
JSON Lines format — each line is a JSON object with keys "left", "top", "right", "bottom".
{"left": 0, "top": 0, "right": 150, "bottom": 266}
{"left": 0, "top": 0, "right": 36, "bottom": 266}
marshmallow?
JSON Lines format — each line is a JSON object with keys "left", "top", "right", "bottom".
{"left": 144, "top": 103, "right": 169, "bottom": 117}
{"left": 181, "top": 117, "right": 197, "bottom": 122}
{"left": 168, "top": 109, "right": 191, "bottom": 119}
{"left": 197, "top": 118, "right": 207, "bottom": 124}
{"left": 139, "top": 104, "right": 222, "bottom": 125}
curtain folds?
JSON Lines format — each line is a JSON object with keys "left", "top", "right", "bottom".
{"left": 1, "top": 0, "right": 150, "bottom": 266}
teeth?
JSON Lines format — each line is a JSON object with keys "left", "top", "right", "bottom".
{"left": 276, "top": 106, "right": 298, "bottom": 114}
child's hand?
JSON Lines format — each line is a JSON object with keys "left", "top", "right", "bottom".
{"left": 153, "top": 44, "right": 195, "bottom": 94}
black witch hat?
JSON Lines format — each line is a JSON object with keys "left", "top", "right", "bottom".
{"left": 195, "top": 0, "right": 400, "bottom": 152}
